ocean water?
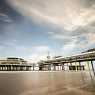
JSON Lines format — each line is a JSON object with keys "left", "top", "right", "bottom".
{"left": 0, "top": 71, "right": 95, "bottom": 95}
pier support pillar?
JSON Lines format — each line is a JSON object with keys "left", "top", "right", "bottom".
{"left": 0, "top": 66, "right": 1, "bottom": 71}
{"left": 91, "top": 60, "right": 95, "bottom": 76}
{"left": 79, "top": 62, "right": 81, "bottom": 70}
{"left": 20, "top": 66, "right": 23, "bottom": 71}
{"left": 48, "top": 65, "right": 51, "bottom": 71}
{"left": 33, "top": 64, "right": 35, "bottom": 71}
{"left": 62, "top": 64, "right": 64, "bottom": 70}
{"left": 26, "top": 67, "right": 29, "bottom": 71}
{"left": 39, "top": 66, "right": 43, "bottom": 71}
{"left": 53, "top": 64, "right": 56, "bottom": 71}
{"left": 67, "top": 63, "right": 69, "bottom": 71}
{"left": 75, "top": 62, "right": 77, "bottom": 71}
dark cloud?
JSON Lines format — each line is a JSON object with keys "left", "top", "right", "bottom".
{"left": 89, "top": 21, "right": 95, "bottom": 27}
{"left": 80, "top": 0, "right": 95, "bottom": 8}
{"left": 0, "top": 0, "right": 23, "bottom": 22}
{"left": 0, "top": 0, "right": 26, "bottom": 36}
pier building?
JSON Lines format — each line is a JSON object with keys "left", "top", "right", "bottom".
{"left": 0, "top": 57, "right": 32, "bottom": 71}
{"left": 0, "top": 57, "right": 27, "bottom": 64}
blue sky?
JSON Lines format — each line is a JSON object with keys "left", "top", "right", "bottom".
{"left": 0, "top": 0, "right": 95, "bottom": 62}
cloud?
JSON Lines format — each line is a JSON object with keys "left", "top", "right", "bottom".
{"left": 8, "top": 0, "right": 95, "bottom": 31}
{"left": 5, "top": 0, "right": 95, "bottom": 60}
{"left": 25, "top": 45, "right": 51, "bottom": 63}
{"left": 87, "top": 33, "right": 95, "bottom": 45}
{"left": 7, "top": 0, "right": 95, "bottom": 38}
{"left": 0, "top": 13, "right": 12, "bottom": 23}
{"left": 61, "top": 40, "right": 77, "bottom": 56}
{"left": 0, "top": 38, "right": 52, "bottom": 62}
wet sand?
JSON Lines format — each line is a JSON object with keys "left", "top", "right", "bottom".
{"left": 0, "top": 71, "right": 95, "bottom": 95}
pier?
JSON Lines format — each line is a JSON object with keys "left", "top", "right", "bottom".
{"left": 0, "top": 50, "right": 95, "bottom": 73}
{"left": 38, "top": 51, "right": 95, "bottom": 75}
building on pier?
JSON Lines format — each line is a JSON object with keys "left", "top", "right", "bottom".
{"left": 0, "top": 57, "right": 31, "bottom": 71}
{"left": 0, "top": 57, "right": 41, "bottom": 71}
{"left": 0, "top": 57, "right": 27, "bottom": 64}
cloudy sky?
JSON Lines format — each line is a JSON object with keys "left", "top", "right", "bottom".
{"left": 0, "top": 0, "right": 95, "bottom": 62}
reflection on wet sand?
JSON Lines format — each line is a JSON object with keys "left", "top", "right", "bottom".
{"left": 0, "top": 71, "right": 95, "bottom": 95}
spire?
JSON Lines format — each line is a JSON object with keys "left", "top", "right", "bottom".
{"left": 47, "top": 51, "right": 50, "bottom": 60}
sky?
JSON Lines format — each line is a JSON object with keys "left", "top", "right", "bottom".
{"left": 0, "top": 0, "right": 95, "bottom": 63}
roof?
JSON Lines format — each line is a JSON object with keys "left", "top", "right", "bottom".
{"left": 82, "top": 48, "right": 95, "bottom": 53}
